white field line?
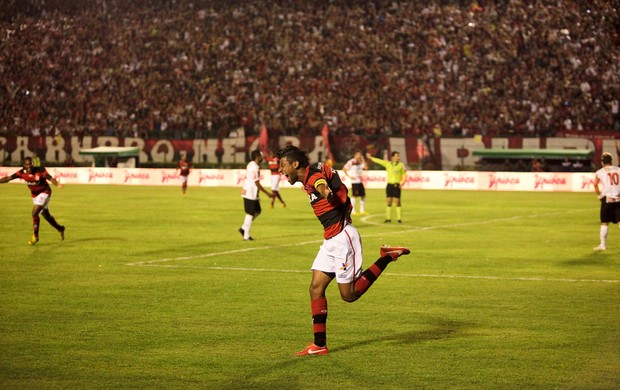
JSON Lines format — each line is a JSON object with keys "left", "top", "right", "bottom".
{"left": 129, "top": 265, "right": 619, "bottom": 284}
{"left": 126, "top": 214, "right": 518, "bottom": 267}
{"left": 126, "top": 209, "right": 620, "bottom": 283}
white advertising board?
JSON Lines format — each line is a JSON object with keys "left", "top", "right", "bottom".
{"left": 0, "top": 167, "right": 595, "bottom": 193}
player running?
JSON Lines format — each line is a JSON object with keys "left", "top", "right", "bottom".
{"left": 276, "top": 145, "right": 410, "bottom": 356}
{"left": 176, "top": 155, "right": 191, "bottom": 195}
{"left": 593, "top": 152, "right": 620, "bottom": 251}
{"left": 0, "top": 156, "right": 66, "bottom": 245}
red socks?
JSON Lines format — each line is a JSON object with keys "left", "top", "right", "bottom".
{"left": 311, "top": 298, "right": 328, "bottom": 347}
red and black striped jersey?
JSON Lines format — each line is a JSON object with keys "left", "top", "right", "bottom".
{"left": 266, "top": 157, "right": 280, "bottom": 176}
{"left": 10, "top": 166, "right": 53, "bottom": 198}
{"left": 177, "top": 160, "right": 191, "bottom": 176}
{"left": 302, "top": 162, "right": 352, "bottom": 239}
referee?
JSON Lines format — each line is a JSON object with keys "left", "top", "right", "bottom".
{"left": 366, "top": 151, "right": 408, "bottom": 223}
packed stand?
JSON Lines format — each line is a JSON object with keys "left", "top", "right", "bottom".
{"left": 1, "top": 0, "right": 618, "bottom": 140}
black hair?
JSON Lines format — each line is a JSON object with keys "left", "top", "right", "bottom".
{"left": 602, "top": 152, "right": 613, "bottom": 165}
{"left": 250, "top": 149, "right": 262, "bottom": 161}
{"left": 391, "top": 151, "right": 400, "bottom": 157}
{"left": 276, "top": 145, "right": 310, "bottom": 168}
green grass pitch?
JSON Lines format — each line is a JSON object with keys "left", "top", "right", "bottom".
{"left": 0, "top": 184, "right": 618, "bottom": 389}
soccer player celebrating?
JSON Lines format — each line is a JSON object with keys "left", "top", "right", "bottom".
{"left": 593, "top": 152, "right": 620, "bottom": 251}
{"left": 366, "top": 151, "right": 407, "bottom": 223}
{"left": 343, "top": 150, "right": 368, "bottom": 215}
{"left": 176, "top": 154, "right": 191, "bottom": 195}
{"left": 0, "top": 156, "right": 65, "bottom": 245}
{"left": 276, "top": 145, "right": 410, "bottom": 356}
{"left": 239, "top": 150, "right": 272, "bottom": 241}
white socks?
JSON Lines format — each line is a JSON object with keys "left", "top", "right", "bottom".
{"left": 600, "top": 225, "right": 608, "bottom": 247}
{"left": 242, "top": 214, "right": 253, "bottom": 239}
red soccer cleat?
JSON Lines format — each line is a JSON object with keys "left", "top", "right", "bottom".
{"left": 296, "top": 343, "right": 329, "bottom": 356}
{"left": 380, "top": 245, "right": 411, "bottom": 261}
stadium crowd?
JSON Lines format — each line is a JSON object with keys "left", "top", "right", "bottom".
{"left": 1, "top": 0, "right": 619, "bottom": 140}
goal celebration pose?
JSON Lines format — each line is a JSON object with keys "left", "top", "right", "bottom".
{"left": 0, "top": 156, "right": 65, "bottom": 245}
{"left": 276, "top": 145, "right": 410, "bottom": 356}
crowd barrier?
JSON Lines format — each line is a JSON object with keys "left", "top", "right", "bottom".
{"left": 0, "top": 167, "right": 596, "bottom": 193}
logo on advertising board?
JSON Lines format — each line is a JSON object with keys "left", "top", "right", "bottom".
{"left": 533, "top": 174, "right": 567, "bottom": 190}
{"left": 488, "top": 173, "right": 520, "bottom": 189}
{"left": 124, "top": 171, "right": 150, "bottom": 183}
{"left": 443, "top": 172, "right": 476, "bottom": 188}
{"left": 161, "top": 171, "right": 178, "bottom": 183}
{"left": 406, "top": 174, "right": 430, "bottom": 184}
{"left": 198, "top": 172, "right": 225, "bottom": 184}
{"left": 579, "top": 175, "right": 595, "bottom": 190}
{"left": 49, "top": 168, "right": 78, "bottom": 180}
{"left": 88, "top": 169, "right": 113, "bottom": 182}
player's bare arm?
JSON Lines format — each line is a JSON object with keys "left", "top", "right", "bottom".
{"left": 255, "top": 180, "right": 272, "bottom": 198}
{"left": 49, "top": 176, "right": 63, "bottom": 189}
{"left": 316, "top": 182, "right": 332, "bottom": 200}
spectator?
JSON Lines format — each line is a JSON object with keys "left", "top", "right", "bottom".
{"left": 0, "top": 1, "right": 618, "bottom": 139}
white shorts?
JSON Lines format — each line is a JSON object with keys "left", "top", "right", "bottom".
{"left": 180, "top": 175, "right": 188, "bottom": 183}
{"left": 311, "top": 224, "right": 363, "bottom": 284}
{"left": 270, "top": 175, "right": 280, "bottom": 191}
{"left": 32, "top": 193, "right": 51, "bottom": 209}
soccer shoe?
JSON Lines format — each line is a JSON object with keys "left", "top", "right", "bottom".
{"left": 296, "top": 343, "right": 328, "bottom": 356}
{"left": 398, "top": 220, "right": 402, "bottom": 223}
{"left": 384, "top": 219, "right": 391, "bottom": 223}
{"left": 593, "top": 245, "right": 606, "bottom": 251}
{"left": 59, "top": 226, "right": 66, "bottom": 241}
{"left": 244, "top": 237, "right": 255, "bottom": 241}
{"left": 380, "top": 245, "right": 411, "bottom": 261}
{"left": 28, "top": 235, "right": 39, "bottom": 246}
{"left": 238, "top": 227, "right": 245, "bottom": 238}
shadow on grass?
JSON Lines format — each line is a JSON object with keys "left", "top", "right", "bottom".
{"left": 63, "top": 237, "right": 127, "bottom": 244}
{"left": 218, "top": 318, "right": 470, "bottom": 390}
{"left": 331, "top": 317, "right": 468, "bottom": 353}
{"left": 558, "top": 250, "right": 616, "bottom": 267}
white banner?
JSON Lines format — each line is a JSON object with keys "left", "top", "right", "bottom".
{"left": 0, "top": 167, "right": 595, "bottom": 193}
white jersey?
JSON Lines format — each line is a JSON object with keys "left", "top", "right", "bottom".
{"left": 595, "top": 165, "right": 620, "bottom": 199}
{"left": 343, "top": 158, "right": 365, "bottom": 184}
{"left": 242, "top": 161, "right": 260, "bottom": 200}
